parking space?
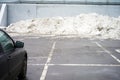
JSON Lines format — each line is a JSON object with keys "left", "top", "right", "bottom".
{"left": 51, "top": 39, "right": 119, "bottom": 64}
{"left": 96, "top": 40, "right": 120, "bottom": 60}
{"left": 27, "top": 65, "right": 44, "bottom": 80}
{"left": 46, "top": 66, "right": 120, "bottom": 80}
{"left": 13, "top": 36, "right": 120, "bottom": 80}
{"left": 24, "top": 37, "right": 54, "bottom": 57}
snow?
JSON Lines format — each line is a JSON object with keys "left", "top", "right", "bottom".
{"left": 6, "top": 13, "right": 120, "bottom": 39}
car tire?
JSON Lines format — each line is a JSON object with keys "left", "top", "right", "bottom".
{"left": 18, "top": 58, "right": 27, "bottom": 80}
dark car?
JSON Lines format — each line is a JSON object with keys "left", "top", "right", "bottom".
{"left": 0, "top": 29, "right": 27, "bottom": 80}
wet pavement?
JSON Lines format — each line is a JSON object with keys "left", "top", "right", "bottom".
{"left": 13, "top": 36, "right": 120, "bottom": 80}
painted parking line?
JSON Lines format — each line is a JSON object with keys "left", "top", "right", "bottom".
{"left": 96, "top": 51, "right": 106, "bottom": 53}
{"left": 48, "top": 64, "right": 120, "bottom": 67}
{"left": 14, "top": 39, "right": 25, "bottom": 41}
{"left": 26, "top": 36, "right": 40, "bottom": 39}
{"left": 115, "top": 49, "right": 120, "bottom": 53}
{"left": 40, "top": 42, "right": 56, "bottom": 80}
{"left": 28, "top": 64, "right": 45, "bottom": 66}
{"left": 28, "top": 63, "right": 120, "bottom": 67}
{"left": 95, "top": 42, "right": 120, "bottom": 63}
{"left": 29, "top": 57, "right": 48, "bottom": 59}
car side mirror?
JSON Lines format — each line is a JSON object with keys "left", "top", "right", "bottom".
{"left": 15, "top": 41, "right": 24, "bottom": 48}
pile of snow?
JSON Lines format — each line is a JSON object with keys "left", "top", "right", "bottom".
{"left": 0, "top": 26, "right": 6, "bottom": 30}
{"left": 7, "top": 13, "right": 120, "bottom": 39}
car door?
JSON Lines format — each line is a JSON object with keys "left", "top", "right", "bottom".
{"left": 0, "top": 45, "right": 9, "bottom": 80}
{"left": 0, "top": 30, "right": 23, "bottom": 79}
{"left": 8, "top": 48, "right": 24, "bottom": 79}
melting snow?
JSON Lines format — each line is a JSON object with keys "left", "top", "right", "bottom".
{"left": 6, "top": 13, "right": 120, "bottom": 39}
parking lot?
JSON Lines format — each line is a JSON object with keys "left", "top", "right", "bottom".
{"left": 13, "top": 36, "right": 120, "bottom": 80}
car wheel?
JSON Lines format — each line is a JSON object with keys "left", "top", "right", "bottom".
{"left": 18, "top": 58, "right": 27, "bottom": 80}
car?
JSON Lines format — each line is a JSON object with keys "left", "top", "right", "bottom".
{"left": 0, "top": 29, "right": 27, "bottom": 80}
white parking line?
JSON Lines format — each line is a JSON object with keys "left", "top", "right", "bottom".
{"left": 29, "top": 57, "right": 48, "bottom": 59}
{"left": 96, "top": 51, "right": 106, "bottom": 53}
{"left": 15, "top": 39, "right": 25, "bottom": 41}
{"left": 48, "top": 64, "right": 120, "bottom": 66}
{"left": 28, "top": 64, "right": 45, "bottom": 66}
{"left": 95, "top": 42, "right": 120, "bottom": 63}
{"left": 28, "top": 63, "right": 120, "bottom": 67}
{"left": 115, "top": 49, "right": 120, "bottom": 53}
{"left": 27, "top": 36, "right": 40, "bottom": 39}
{"left": 40, "top": 42, "right": 56, "bottom": 80}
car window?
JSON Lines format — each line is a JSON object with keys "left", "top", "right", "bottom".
{"left": 0, "top": 31, "right": 14, "bottom": 53}
{"left": 0, "top": 45, "right": 3, "bottom": 55}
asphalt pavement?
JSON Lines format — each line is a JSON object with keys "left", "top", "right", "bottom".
{"left": 13, "top": 36, "right": 120, "bottom": 80}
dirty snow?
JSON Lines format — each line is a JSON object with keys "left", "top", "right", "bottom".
{"left": 6, "top": 13, "right": 120, "bottom": 39}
